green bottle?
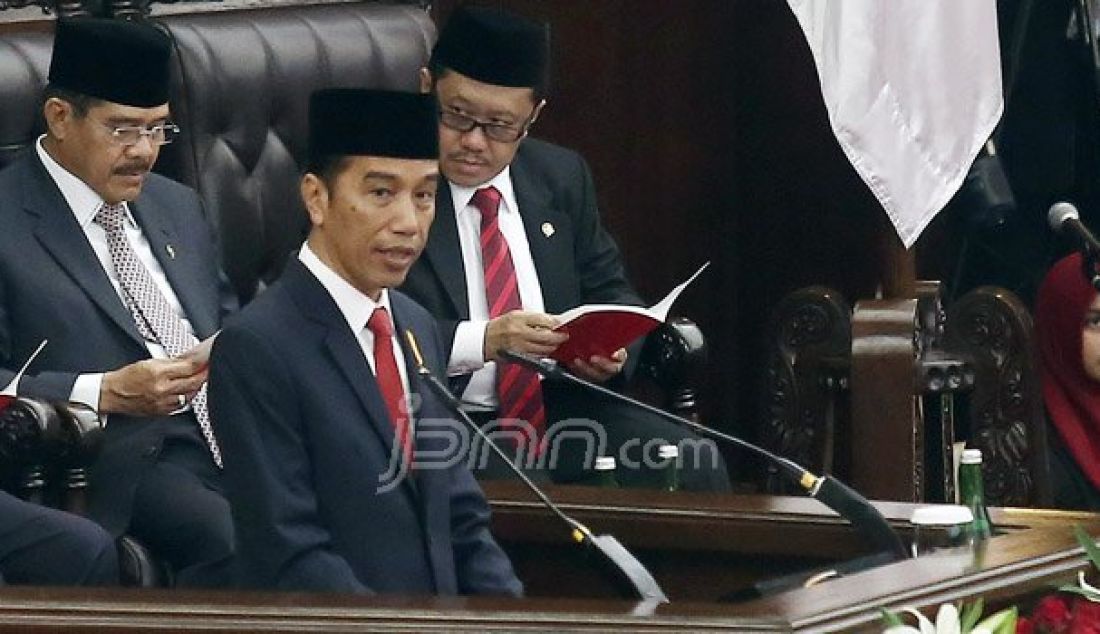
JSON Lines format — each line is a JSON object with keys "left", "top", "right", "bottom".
{"left": 593, "top": 456, "right": 619, "bottom": 488}
{"left": 658, "top": 444, "right": 680, "bottom": 492}
{"left": 958, "top": 448, "right": 994, "bottom": 540}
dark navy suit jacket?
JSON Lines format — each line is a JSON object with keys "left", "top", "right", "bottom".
{"left": 400, "top": 138, "right": 645, "bottom": 418}
{"left": 402, "top": 138, "right": 643, "bottom": 352}
{"left": 0, "top": 151, "right": 236, "bottom": 534}
{"left": 208, "top": 260, "right": 522, "bottom": 595}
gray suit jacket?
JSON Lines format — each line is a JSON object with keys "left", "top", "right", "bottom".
{"left": 0, "top": 150, "right": 236, "bottom": 533}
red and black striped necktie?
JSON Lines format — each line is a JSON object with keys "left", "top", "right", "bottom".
{"left": 473, "top": 186, "right": 546, "bottom": 453}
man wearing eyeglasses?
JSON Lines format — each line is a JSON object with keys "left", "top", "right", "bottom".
{"left": 402, "top": 7, "right": 730, "bottom": 491}
{"left": 0, "top": 18, "right": 237, "bottom": 586}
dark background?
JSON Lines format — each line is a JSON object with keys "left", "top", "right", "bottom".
{"left": 432, "top": 0, "right": 1100, "bottom": 479}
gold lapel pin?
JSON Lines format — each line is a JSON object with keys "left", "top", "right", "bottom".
{"left": 166, "top": 244, "right": 176, "bottom": 260}
{"left": 541, "top": 222, "right": 555, "bottom": 238}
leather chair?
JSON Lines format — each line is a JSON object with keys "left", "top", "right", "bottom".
{"left": 156, "top": 3, "right": 436, "bottom": 304}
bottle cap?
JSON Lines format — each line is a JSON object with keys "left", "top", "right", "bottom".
{"left": 910, "top": 505, "right": 974, "bottom": 526}
{"left": 961, "top": 448, "right": 983, "bottom": 464}
{"left": 595, "top": 456, "right": 616, "bottom": 471}
{"left": 658, "top": 444, "right": 679, "bottom": 459}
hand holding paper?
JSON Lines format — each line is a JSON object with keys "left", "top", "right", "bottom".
{"left": 548, "top": 262, "right": 709, "bottom": 364}
{"left": 181, "top": 333, "right": 219, "bottom": 368}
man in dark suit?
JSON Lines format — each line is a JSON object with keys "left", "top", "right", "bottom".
{"left": 401, "top": 7, "right": 730, "bottom": 491}
{"left": 0, "top": 19, "right": 236, "bottom": 586}
{"left": 0, "top": 491, "right": 118, "bottom": 586}
{"left": 208, "top": 89, "right": 522, "bottom": 595}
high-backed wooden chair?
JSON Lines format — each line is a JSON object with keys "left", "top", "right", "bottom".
{"left": 758, "top": 282, "right": 1048, "bottom": 508}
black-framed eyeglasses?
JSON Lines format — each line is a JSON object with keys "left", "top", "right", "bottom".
{"left": 97, "top": 121, "right": 181, "bottom": 147}
{"left": 438, "top": 108, "right": 536, "bottom": 143}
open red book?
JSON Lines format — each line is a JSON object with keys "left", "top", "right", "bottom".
{"left": 549, "top": 263, "right": 709, "bottom": 364}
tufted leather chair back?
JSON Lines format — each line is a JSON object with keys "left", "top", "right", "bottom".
{"left": 0, "top": 4, "right": 436, "bottom": 304}
{"left": 158, "top": 4, "right": 435, "bottom": 302}
{"left": 0, "top": 25, "right": 52, "bottom": 168}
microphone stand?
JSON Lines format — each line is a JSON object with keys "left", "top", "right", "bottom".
{"left": 403, "top": 332, "right": 669, "bottom": 605}
{"left": 499, "top": 350, "right": 910, "bottom": 562}
{"left": 1082, "top": 249, "right": 1100, "bottom": 292}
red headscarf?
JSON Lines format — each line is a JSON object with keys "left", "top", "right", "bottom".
{"left": 1037, "top": 252, "right": 1100, "bottom": 489}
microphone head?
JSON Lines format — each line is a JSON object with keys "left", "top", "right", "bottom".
{"left": 1049, "top": 201, "right": 1081, "bottom": 231}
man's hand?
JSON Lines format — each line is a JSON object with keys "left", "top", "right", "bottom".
{"left": 484, "top": 310, "right": 568, "bottom": 362}
{"left": 100, "top": 357, "right": 208, "bottom": 416}
{"left": 569, "top": 348, "right": 628, "bottom": 383}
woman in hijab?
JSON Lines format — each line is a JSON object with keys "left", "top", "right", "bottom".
{"left": 1037, "top": 252, "right": 1100, "bottom": 509}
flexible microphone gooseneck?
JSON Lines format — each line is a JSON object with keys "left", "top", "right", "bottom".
{"left": 402, "top": 331, "right": 669, "bottom": 604}
{"left": 498, "top": 349, "right": 910, "bottom": 562}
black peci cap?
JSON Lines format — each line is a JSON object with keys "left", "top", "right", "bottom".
{"left": 430, "top": 6, "right": 550, "bottom": 90}
{"left": 48, "top": 18, "right": 172, "bottom": 108}
{"left": 308, "top": 89, "right": 439, "bottom": 166}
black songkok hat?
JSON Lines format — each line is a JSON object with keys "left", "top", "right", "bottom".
{"left": 430, "top": 6, "right": 550, "bottom": 90}
{"left": 308, "top": 89, "right": 439, "bottom": 165}
{"left": 48, "top": 18, "right": 172, "bottom": 108}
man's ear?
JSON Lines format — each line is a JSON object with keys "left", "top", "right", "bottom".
{"left": 300, "top": 173, "right": 329, "bottom": 227}
{"left": 418, "top": 67, "right": 433, "bottom": 94}
{"left": 42, "top": 98, "right": 72, "bottom": 140}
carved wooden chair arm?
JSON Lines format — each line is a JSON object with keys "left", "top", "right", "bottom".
{"left": 638, "top": 317, "right": 707, "bottom": 421}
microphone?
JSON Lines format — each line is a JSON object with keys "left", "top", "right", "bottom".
{"left": 1049, "top": 201, "right": 1100, "bottom": 254}
{"left": 1048, "top": 202, "right": 1100, "bottom": 290}
{"left": 498, "top": 349, "right": 910, "bottom": 563}
{"left": 402, "top": 331, "right": 669, "bottom": 605}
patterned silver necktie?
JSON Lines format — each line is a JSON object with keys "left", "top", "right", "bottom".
{"left": 94, "top": 203, "right": 223, "bottom": 468}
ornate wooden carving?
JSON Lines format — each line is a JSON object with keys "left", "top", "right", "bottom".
{"left": 0, "top": 0, "right": 430, "bottom": 20}
{"left": 944, "top": 285, "right": 1050, "bottom": 507}
{"left": 758, "top": 286, "right": 850, "bottom": 492}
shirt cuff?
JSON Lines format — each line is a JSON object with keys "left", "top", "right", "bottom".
{"left": 448, "top": 320, "right": 489, "bottom": 375}
{"left": 70, "top": 373, "right": 104, "bottom": 414}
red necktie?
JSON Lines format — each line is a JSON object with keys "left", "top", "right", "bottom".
{"left": 367, "top": 307, "right": 412, "bottom": 464}
{"left": 473, "top": 186, "right": 546, "bottom": 454}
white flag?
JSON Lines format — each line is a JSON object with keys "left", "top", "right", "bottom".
{"left": 786, "top": 0, "right": 1003, "bottom": 248}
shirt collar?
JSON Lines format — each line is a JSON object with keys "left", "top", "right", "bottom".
{"left": 35, "top": 135, "right": 136, "bottom": 230}
{"left": 298, "top": 241, "right": 391, "bottom": 334}
{"left": 449, "top": 165, "right": 519, "bottom": 219}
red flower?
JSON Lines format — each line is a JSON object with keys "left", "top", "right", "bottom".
{"left": 1017, "top": 615, "right": 1034, "bottom": 634}
{"left": 1070, "top": 598, "right": 1100, "bottom": 633}
{"left": 1033, "top": 595, "right": 1073, "bottom": 633}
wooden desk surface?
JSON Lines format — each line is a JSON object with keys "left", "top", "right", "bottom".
{"left": 0, "top": 484, "right": 1094, "bottom": 632}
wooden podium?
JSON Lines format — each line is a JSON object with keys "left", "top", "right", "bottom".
{"left": 0, "top": 483, "right": 1095, "bottom": 632}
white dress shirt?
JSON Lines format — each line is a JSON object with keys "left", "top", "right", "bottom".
{"left": 447, "top": 167, "right": 546, "bottom": 408}
{"left": 34, "top": 136, "right": 196, "bottom": 412}
{"left": 298, "top": 243, "right": 413, "bottom": 417}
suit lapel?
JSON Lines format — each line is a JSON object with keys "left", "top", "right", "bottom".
{"left": 510, "top": 153, "right": 574, "bottom": 314}
{"left": 130, "top": 196, "right": 216, "bottom": 338}
{"left": 285, "top": 262, "right": 419, "bottom": 501}
{"left": 24, "top": 158, "right": 146, "bottom": 350}
{"left": 421, "top": 185, "right": 470, "bottom": 318}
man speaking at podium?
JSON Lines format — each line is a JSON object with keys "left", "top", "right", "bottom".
{"left": 208, "top": 89, "right": 521, "bottom": 595}
{"left": 401, "top": 6, "right": 730, "bottom": 491}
